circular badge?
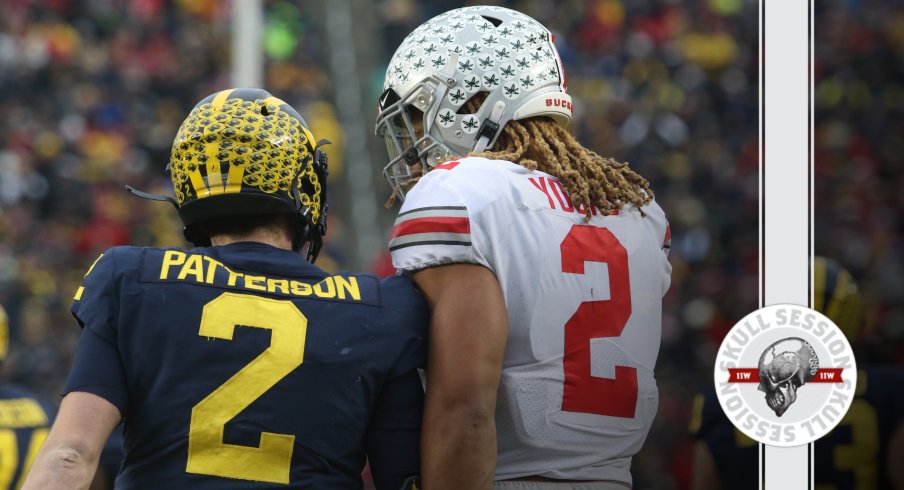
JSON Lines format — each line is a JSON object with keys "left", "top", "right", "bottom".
{"left": 714, "top": 304, "right": 857, "bottom": 447}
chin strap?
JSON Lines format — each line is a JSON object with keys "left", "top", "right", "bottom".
{"left": 126, "top": 185, "right": 209, "bottom": 247}
{"left": 292, "top": 139, "right": 331, "bottom": 263}
{"left": 125, "top": 185, "right": 179, "bottom": 209}
{"left": 473, "top": 100, "right": 506, "bottom": 153}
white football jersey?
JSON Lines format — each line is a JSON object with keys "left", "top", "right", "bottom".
{"left": 390, "top": 157, "right": 671, "bottom": 483}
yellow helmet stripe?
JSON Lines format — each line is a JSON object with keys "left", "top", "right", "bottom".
{"left": 210, "top": 89, "right": 234, "bottom": 111}
{"left": 204, "top": 89, "right": 237, "bottom": 195}
{"left": 190, "top": 167, "right": 209, "bottom": 198}
{"left": 205, "top": 145, "right": 224, "bottom": 195}
{"left": 300, "top": 125, "right": 316, "bottom": 151}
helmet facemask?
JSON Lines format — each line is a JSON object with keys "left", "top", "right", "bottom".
{"left": 376, "top": 78, "right": 457, "bottom": 197}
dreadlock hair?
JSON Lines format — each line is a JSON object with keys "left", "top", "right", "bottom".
{"left": 471, "top": 100, "right": 652, "bottom": 218}
{"left": 385, "top": 96, "right": 653, "bottom": 218}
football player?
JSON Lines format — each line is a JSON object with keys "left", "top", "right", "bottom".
{"left": 0, "top": 304, "right": 55, "bottom": 490}
{"left": 23, "top": 89, "right": 428, "bottom": 489}
{"left": 376, "top": 6, "right": 671, "bottom": 490}
{"left": 689, "top": 256, "right": 904, "bottom": 489}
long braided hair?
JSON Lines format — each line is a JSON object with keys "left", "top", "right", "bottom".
{"left": 473, "top": 116, "right": 652, "bottom": 218}
{"left": 386, "top": 98, "right": 654, "bottom": 218}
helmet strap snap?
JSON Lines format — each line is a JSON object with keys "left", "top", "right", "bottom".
{"left": 473, "top": 100, "right": 506, "bottom": 152}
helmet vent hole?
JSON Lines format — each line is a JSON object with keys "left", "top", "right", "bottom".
{"left": 260, "top": 105, "right": 270, "bottom": 116}
{"left": 457, "top": 91, "right": 489, "bottom": 114}
{"left": 481, "top": 15, "right": 503, "bottom": 27}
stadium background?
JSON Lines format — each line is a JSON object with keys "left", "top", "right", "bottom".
{"left": 0, "top": 0, "right": 900, "bottom": 488}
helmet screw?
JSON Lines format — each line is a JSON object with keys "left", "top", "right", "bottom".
{"left": 454, "top": 129, "right": 463, "bottom": 138}
{"left": 418, "top": 96, "right": 427, "bottom": 106}
{"left": 447, "top": 78, "right": 455, "bottom": 85}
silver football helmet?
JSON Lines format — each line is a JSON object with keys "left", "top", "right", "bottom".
{"left": 375, "top": 5, "right": 573, "bottom": 197}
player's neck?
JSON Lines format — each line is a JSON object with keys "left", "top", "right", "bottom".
{"left": 209, "top": 229, "right": 293, "bottom": 250}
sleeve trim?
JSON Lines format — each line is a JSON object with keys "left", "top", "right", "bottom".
{"left": 396, "top": 205, "right": 468, "bottom": 221}
{"left": 390, "top": 237, "right": 473, "bottom": 252}
{"left": 390, "top": 208, "right": 472, "bottom": 251}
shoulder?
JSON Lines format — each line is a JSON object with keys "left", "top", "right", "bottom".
{"left": 378, "top": 273, "right": 422, "bottom": 297}
{"left": 403, "top": 156, "right": 524, "bottom": 211}
{"left": 74, "top": 246, "right": 185, "bottom": 306}
{"left": 633, "top": 198, "right": 670, "bottom": 253}
{"left": 87, "top": 245, "right": 173, "bottom": 277}
{"left": 377, "top": 274, "right": 428, "bottom": 312}
{"left": 640, "top": 198, "right": 667, "bottom": 221}
{"left": 640, "top": 198, "right": 668, "bottom": 232}
{"left": 73, "top": 247, "right": 136, "bottom": 292}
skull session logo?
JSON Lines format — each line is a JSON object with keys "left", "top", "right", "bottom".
{"left": 714, "top": 304, "right": 856, "bottom": 447}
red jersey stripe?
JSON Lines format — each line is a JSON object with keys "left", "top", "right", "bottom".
{"left": 391, "top": 216, "right": 470, "bottom": 239}
{"left": 433, "top": 161, "right": 460, "bottom": 171}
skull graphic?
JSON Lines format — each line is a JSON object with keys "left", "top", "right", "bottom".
{"left": 757, "top": 338, "right": 819, "bottom": 417}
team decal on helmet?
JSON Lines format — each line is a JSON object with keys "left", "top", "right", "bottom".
{"left": 375, "top": 6, "right": 573, "bottom": 198}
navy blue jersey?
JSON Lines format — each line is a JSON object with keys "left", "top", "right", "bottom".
{"left": 690, "top": 367, "right": 904, "bottom": 489}
{"left": 66, "top": 243, "right": 429, "bottom": 489}
{"left": 0, "top": 384, "right": 54, "bottom": 490}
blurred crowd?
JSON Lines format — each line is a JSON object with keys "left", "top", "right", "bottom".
{"left": 0, "top": 0, "right": 900, "bottom": 488}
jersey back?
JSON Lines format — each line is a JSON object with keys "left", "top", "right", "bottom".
{"left": 0, "top": 385, "right": 53, "bottom": 490}
{"left": 67, "top": 243, "right": 428, "bottom": 489}
{"left": 390, "top": 157, "right": 672, "bottom": 482}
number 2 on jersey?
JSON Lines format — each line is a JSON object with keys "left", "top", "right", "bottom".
{"left": 561, "top": 225, "right": 637, "bottom": 418}
{"left": 186, "top": 293, "right": 307, "bottom": 484}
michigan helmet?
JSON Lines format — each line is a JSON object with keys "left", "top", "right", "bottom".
{"left": 375, "top": 5, "right": 571, "bottom": 197}
{"left": 814, "top": 256, "right": 862, "bottom": 340}
{"left": 129, "top": 88, "right": 328, "bottom": 262}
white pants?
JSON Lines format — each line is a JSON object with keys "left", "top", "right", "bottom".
{"left": 494, "top": 481, "right": 630, "bottom": 490}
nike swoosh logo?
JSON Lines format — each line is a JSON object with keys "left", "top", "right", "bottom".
{"left": 380, "top": 91, "right": 391, "bottom": 108}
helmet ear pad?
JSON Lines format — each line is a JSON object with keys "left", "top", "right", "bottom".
{"left": 297, "top": 142, "right": 329, "bottom": 262}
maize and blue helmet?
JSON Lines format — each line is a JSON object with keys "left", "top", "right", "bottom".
{"left": 130, "top": 88, "right": 328, "bottom": 262}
